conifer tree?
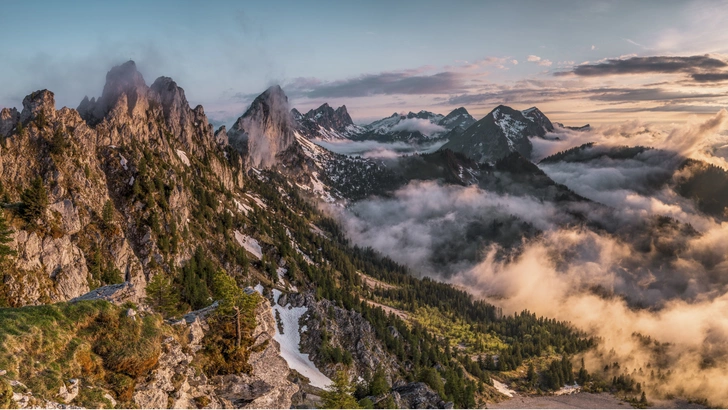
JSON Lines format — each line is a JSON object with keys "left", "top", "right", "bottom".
{"left": 321, "top": 371, "right": 360, "bottom": 409}
{"left": 0, "top": 209, "right": 16, "bottom": 260}
{"left": 20, "top": 177, "right": 48, "bottom": 224}
{"left": 144, "top": 274, "right": 180, "bottom": 317}
{"left": 101, "top": 199, "right": 116, "bottom": 233}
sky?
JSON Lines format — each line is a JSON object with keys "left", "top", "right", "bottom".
{"left": 1, "top": 0, "right": 727, "bottom": 126}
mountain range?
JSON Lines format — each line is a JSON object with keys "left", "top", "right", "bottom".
{"left": 0, "top": 60, "right": 724, "bottom": 409}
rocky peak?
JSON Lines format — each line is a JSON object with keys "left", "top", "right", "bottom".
{"left": 150, "top": 76, "right": 190, "bottom": 117}
{"left": 0, "top": 107, "right": 20, "bottom": 137}
{"left": 521, "top": 106, "right": 554, "bottom": 132}
{"left": 302, "top": 102, "right": 353, "bottom": 132}
{"left": 439, "top": 107, "right": 476, "bottom": 132}
{"left": 77, "top": 60, "right": 154, "bottom": 124}
{"left": 291, "top": 108, "right": 303, "bottom": 121}
{"left": 214, "top": 125, "right": 228, "bottom": 145}
{"left": 20, "top": 89, "right": 56, "bottom": 124}
{"left": 228, "top": 85, "right": 296, "bottom": 168}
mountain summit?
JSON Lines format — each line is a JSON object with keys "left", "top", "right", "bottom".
{"left": 442, "top": 105, "right": 553, "bottom": 163}
{"left": 228, "top": 85, "right": 296, "bottom": 168}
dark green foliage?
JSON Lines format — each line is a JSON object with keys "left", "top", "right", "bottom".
{"left": 49, "top": 127, "right": 69, "bottom": 155}
{"left": 101, "top": 260, "right": 123, "bottom": 285}
{"left": 418, "top": 367, "right": 444, "bottom": 397}
{"left": 368, "top": 367, "right": 389, "bottom": 396}
{"left": 20, "top": 177, "right": 48, "bottom": 224}
{"left": 101, "top": 199, "right": 115, "bottom": 232}
{"left": 540, "top": 355, "right": 574, "bottom": 391}
{"left": 321, "top": 371, "right": 360, "bottom": 409}
{"left": 144, "top": 274, "right": 180, "bottom": 317}
{"left": 178, "top": 247, "right": 216, "bottom": 310}
{"left": 201, "top": 271, "right": 259, "bottom": 376}
{"left": 0, "top": 210, "right": 16, "bottom": 260}
{"left": 675, "top": 159, "right": 728, "bottom": 220}
{"left": 319, "top": 331, "right": 353, "bottom": 365}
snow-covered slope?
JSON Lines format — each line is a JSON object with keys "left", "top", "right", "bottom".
{"left": 271, "top": 289, "right": 332, "bottom": 389}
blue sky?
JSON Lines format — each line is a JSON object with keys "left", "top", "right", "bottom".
{"left": 1, "top": 0, "right": 727, "bottom": 125}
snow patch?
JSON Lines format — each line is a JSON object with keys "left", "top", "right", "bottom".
{"left": 176, "top": 149, "right": 191, "bottom": 166}
{"left": 234, "top": 199, "right": 253, "bottom": 215}
{"left": 234, "top": 231, "right": 263, "bottom": 260}
{"left": 271, "top": 289, "right": 332, "bottom": 389}
{"left": 119, "top": 154, "right": 128, "bottom": 170}
{"left": 493, "top": 380, "right": 516, "bottom": 397}
{"left": 246, "top": 194, "right": 267, "bottom": 209}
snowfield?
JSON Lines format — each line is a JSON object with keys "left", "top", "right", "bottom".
{"left": 233, "top": 231, "right": 263, "bottom": 259}
{"left": 271, "top": 289, "right": 332, "bottom": 389}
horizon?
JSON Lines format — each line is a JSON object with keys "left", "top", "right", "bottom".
{"left": 2, "top": 0, "right": 728, "bottom": 127}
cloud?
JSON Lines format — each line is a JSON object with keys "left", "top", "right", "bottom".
{"left": 285, "top": 70, "right": 469, "bottom": 99}
{"left": 591, "top": 45, "right": 596, "bottom": 50}
{"left": 691, "top": 72, "right": 728, "bottom": 82}
{"left": 312, "top": 138, "right": 446, "bottom": 158}
{"left": 527, "top": 55, "right": 542, "bottom": 62}
{"left": 389, "top": 118, "right": 447, "bottom": 136}
{"left": 555, "top": 54, "right": 728, "bottom": 77}
{"left": 329, "top": 112, "right": 728, "bottom": 406}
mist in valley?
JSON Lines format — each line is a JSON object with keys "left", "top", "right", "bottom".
{"left": 333, "top": 111, "right": 728, "bottom": 406}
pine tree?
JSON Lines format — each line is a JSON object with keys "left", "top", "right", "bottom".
{"left": 0, "top": 210, "right": 16, "bottom": 260}
{"left": 102, "top": 199, "right": 115, "bottom": 231}
{"left": 20, "top": 177, "right": 48, "bottom": 224}
{"left": 368, "top": 367, "right": 389, "bottom": 396}
{"left": 144, "top": 274, "right": 180, "bottom": 317}
{"left": 321, "top": 371, "right": 360, "bottom": 409}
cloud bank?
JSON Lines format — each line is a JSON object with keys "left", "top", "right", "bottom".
{"left": 332, "top": 112, "right": 728, "bottom": 406}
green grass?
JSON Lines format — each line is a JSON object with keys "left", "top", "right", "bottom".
{"left": 0, "top": 300, "right": 165, "bottom": 408}
{"left": 412, "top": 305, "right": 506, "bottom": 353}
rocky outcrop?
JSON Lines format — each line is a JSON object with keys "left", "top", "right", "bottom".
{"left": 390, "top": 382, "right": 452, "bottom": 409}
{"left": 11, "top": 230, "right": 89, "bottom": 303}
{"left": 290, "top": 292, "right": 400, "bottom": 382}
{"left": 228, "top": 85, "right": 296, "bottom": 169}
{"left": 133, "top": 299, "right": 298, "bottom": 409}
{"left": 212, "top": 298, "right": 299, "bottom": 408}
{"left": 0, "top": 60, "right": 244, "bottom": 306}
{"left": 19, "top": 90, "right": 56, "bottom": 124}
{"left": 0, "top": 107, "right": 19, "bottom": 137}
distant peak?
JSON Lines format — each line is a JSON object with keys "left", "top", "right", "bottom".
{"left": 264, "top": 85, "right": 285, "bottom": 97}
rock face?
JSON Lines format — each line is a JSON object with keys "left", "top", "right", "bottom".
{"left": 442, "top": 105, "right": 553, "bottom": 163}
{"left": 290, "top": 292, "right": 400, "bottom": 381}
{"left": 439, "top": 107, "right": 477, "bottom": 135}
{"left": 0, "top": 60, "right": 242, "bottom": 307}
{"left": 294, "top": 103, "right": 359, "bottom": 141}
{"left": 133, "top": 299, "right": 298, "bottom": 409}
{"left": 228, "top": 85, "right": 296, "bottom": 169}
{"left": 390, "top": 382, "right": 452, "bottom": 409}
{"left": 0, "top": 107, "right": 20, "bottom": 137}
